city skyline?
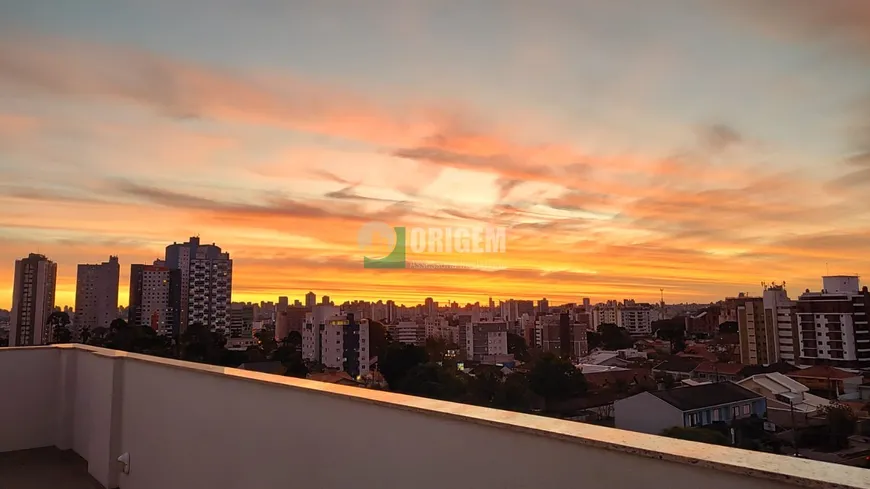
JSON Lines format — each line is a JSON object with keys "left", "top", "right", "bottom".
{"left": 2, "top": 1, "right": 870, "bottom": 309}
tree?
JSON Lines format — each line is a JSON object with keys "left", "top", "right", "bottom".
{"left": 719, "top": 321, "right": 738, "bottom": 334}
{"left": 662, "top": 427, "right": 730, "bottom": 446}
{"left": 368, "top": 320, "right": 390, "bottom": 360}
{"left": 467, "top": 365, "right": 505, "bottom": 406}
{"left": 507, "top": 333, "right": 530, "bottom": 362}
{"left": 493, "top": 372, "right": 535, "bottom": 412}
{"left": 820, "top": 402, "right": 856, "bottom": 450}
{"left": 527, "top": 352, "right": 587, "bottom": 409}
{"left": 47, "top": 311, "right": 72, "bottom": 344}
{"left": 398, "top": 363, "right": 466, "bottom": 401}
{"left": 380, "top": 343, "right": 428, "bottom": 389}
{"left": 599, "top": 324, "right": 633, "bottom": 350}
{"left": 586, "top": 331, "right": 602, "bottom": 351}
{"left": 425, "top": 337, "right": 448, "bottom": 364}
{"left": 254, "top": 328, "right": 277, "bottom": 356}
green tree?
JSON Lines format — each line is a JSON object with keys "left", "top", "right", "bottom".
{"left": 47, "top": 311, "right": 72, "bottom": 344}
{"left": 254, "top": 328, "right": 277, "bottom": 356}
{"left": 527, "top": 352, "right": 587, "bottom": 409}
{"left": 661, "top": 427, "right": 730, "bottom": 446}
{"left": 586, "top": 331, "right": 602, "bottom": 351}
{"left": 467, "top": 365, "right": 505, "bottom": 406}
{"left": 398, "top": 363, "right": 467, "bottom": 401}
{"left": 380, "top": 342, "right": 428, "bottom": 389}
{"left": 507, "top": 333, "right": 530, "bottom": 362}
{"left": 820, "top": 402, "right": 857, "bottom": 450}
{"left": 425, "top": 336, "right": 449, "bottom": 364}
{"left": 599, "top": 324, "right": 634, "bottom": 350}
{"left": 368, "top": 320, "right": 391, "bottom": 360}
{"left": 493, "top": 372, "right": 535, "bottom": 412}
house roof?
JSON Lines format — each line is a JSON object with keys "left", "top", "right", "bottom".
{"left": 584, "top": 368, "right": 654, "bottom": 389}
{"left": 650, "top": 382, "right": 762, "bottom": 411}
{"left": 787, "top": 365, "right": 861, "bottom": 381}
{"left": 743, "top": 372, "right": 809, "bottom": 395}
{"left": 653, "top": 357, "right": 702, "bottom": 373}
{"left": 307, "top": 371, "right": 360, "bottom": 385}
{"left": 740, "top": 361, "right": 798, "bottom": 377}
{"left": 693, "top": 361, "right": 746, "bottom": 376}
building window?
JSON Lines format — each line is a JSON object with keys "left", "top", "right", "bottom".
{"left": 742, "top": 404, "right": 751, "bottom": 415}
{"left": 712, "top": 410, "right": 720, "bottom": 422}
{"left": 732, "top": 406, "right": 740, "bottom": 418}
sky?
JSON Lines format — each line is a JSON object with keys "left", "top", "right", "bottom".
{"left": 1, "top": 0, "right": 869, "bottom": 309}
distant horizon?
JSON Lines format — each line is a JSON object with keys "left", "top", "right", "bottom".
{"left": 2, "top": 2, "right": 868, "bottom": 312}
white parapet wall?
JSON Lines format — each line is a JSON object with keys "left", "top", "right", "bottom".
{"left": 1, "top": 344, "right": 868, "bottom": 489}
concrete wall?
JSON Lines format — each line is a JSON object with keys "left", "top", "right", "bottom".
{"left": 2, "top": 346, "right": 868, "bottom": 489}
{"left": 614, "top": 392, "right": 684, "bottom": 435}
{"left": 0, "top": 347, "right": 59, "bottom": 451}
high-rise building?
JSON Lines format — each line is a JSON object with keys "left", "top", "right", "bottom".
{"left": 9, "top": 254, "right": 57, "bottom": 346}
{"left": 463, "top": 320, "right": 508, "bottom": 361}
{"left": 305, "top": 291, "right": 316, "bottom": 309}
{"left": 73, "top": 256, "right": 120, "bottom": 340}
{"left": 582, "top": 297, "right": 591, "bottom": 310}
{"left": 538, "top": 298, "right": 549, "bottom": 315}
{"left": 229, "top": 303, "right": 254, "bottom": 339}
{"left": 275, "top": 306, "right": 307, "bottom": 341}
{"left": 303, "top": 313, "right": 369, "bottom": 377}
{"left": 392, "top": 321, "right": 426, "bottom": 346}
{"left": 128, "top": 262, "right": 180, "bottom": 335}
{"left": 164, "top": 237, "right": 232, "bottom": 334}
{"left": 424, "top": 297, "right": 435, "bottom": 318}
{"left": 762, "top": 284, "right": 798, "bottom": 363}
{"left": 321, "top": 295, "right": 330, "bottom": 306}
{"left": 538, "top": 313, "right": 589, "bottom": 360}
{"left": 796, "top": 276, "right": 870, "bottom": 369}
{"left": 735, "top": 295, "right": 773, "bottom": 365}
{"left": 619, "top": 306, "right": 653, "bottom": 335}
{"left": 277, "top": 296, "right": 289, "bottom": 313}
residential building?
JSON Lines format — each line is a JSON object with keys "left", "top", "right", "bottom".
{"left": 229, "top": 303, "right": 254, "bottom": 340}
{"left": 465, "top": 320, "right": 509, "bottom": 361}
{"left": 425, "top": 317, "right": 452, "bottom": 343}
{"left": 516, "top": 299, "right": 535, "bottom": 317}
{"left": 301, "top": 305, "right": 340, "bottom": 361}
{"left": 735, "top": 295, "right": 775, "bottom": 365}
{"left": 737, "top": 372, "right": 830, "bottom": 427}
{"left": 305, "top": 291, "right": 316, "bottom": 308}
{"left": 392, "top": 321, "right": 426, "bottom": 346}
{"left": 785, "top": 365, "right": 864, "bottom": 400}
{"left": 538, "top": 298, "right": 549, "bottom": 315}
{"left": 652, "top": 358, "right": 702, "bottom": 381}
{"left": 614, "top": 382, "right": 766, "bottom": 435}
{"left": 164, "top": 237, "right": 232, "bottom": 334}
{"left": 795, "top": 276, "right": 870, "bottom": 369}
{"left": 619, "top": 306, "right": 653, "bottom": 335}
{"left": 277, "top": 296, "right": 288, "bottom": 313}
{"left": 128, "top": 263, "right": 179, "bottom": 335}
{"left": 9, "top": 253, "right": 57, "bottom": 346}
{"left": 275, "top": 306, "right": 307, "bottom": 341}
{"left": 538, "top": 312, "right": 588, "bottom": 360}
{"left": 685, "top": 306, "right": 720, "bottom": 336}
{"left": 321, "top": 295, "right": 330, "bottom": 306}
{"left": 319, "top": 314, "right": 370, "bottom": 378}
{"left": 691, "top": 362, "right": 746, "bottom": 383}
{"left": 73, "top": 256, "right": 120, "bottom": 341}
{"left": 763, "top": 284, "right": 798, "bottom": 364}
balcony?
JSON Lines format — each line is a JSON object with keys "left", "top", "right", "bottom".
{"left": 1, "top": 345, "right": 868, "bottom": 489}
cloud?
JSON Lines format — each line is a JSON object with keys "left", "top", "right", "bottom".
{"left": 696, "top": 123, "right": 742, "bottom": 151}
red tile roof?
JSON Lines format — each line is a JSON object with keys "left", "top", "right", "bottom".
{"left": 787, "top": 365, "right": 861, "bottom": 380}
{"left": 693, "top": 361, "right": 746, "bottom": 376}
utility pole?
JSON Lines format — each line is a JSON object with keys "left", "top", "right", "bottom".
{"left": 790, "top": 399, "right": 800, "bottom": 457}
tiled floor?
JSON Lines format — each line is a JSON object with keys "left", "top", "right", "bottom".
{"left": 0, "top": 447, "right": 104, "bottom": 489}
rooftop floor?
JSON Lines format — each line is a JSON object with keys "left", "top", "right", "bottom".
{"left": 0, "top": 447, "right": 105, "bottom": 489}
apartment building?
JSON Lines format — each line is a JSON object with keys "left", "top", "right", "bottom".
{"left": 392, "top": 321, "right": 426, "bottom": 346}
{"left": 736, "top": 295, "right": 776, "bottom": 365}
{"left": 620, "top": 306, "right": 653, "bottom": 335}
{"left": 164, "top": 237, "right": 232, "bottom": 334}
{"left": 128, "top": 263, "right": 180, "bottom": 335}
{"left": 796, "top": 276, "right": 870, "bottom": 369}
{"left": 319, "top": 314, "right": 370, "bottom": 378}
{"left": 9, "top": 253, "right": 57, "bottom": 346}
{"left": 463, "top": 320, "right": 508, "bottom": 361}
{"left": 73, "top": 256, "right": 120, "bottom": 341}
{"left": 762, "top": 284, "right": 798, "bottom": 363}
{"left": 537, "top": 312, "right": 589, "bottom": 360}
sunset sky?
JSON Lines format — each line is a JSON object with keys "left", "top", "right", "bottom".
{"left": 1, "top": 0, "right": 869, "bottom": 309}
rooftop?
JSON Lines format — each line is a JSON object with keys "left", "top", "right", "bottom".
{"left": 1, "top": 344, "right": 869, "bottom": 489}
{"left": 788, "top": 365, "right": 862, "bottom": 380}
{"left": 651, "top": 382, "right": 763, "bottom": 411}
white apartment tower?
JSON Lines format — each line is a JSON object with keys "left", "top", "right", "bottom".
{"left": 74, "top": 256, "right": 120, "bottom": 340}
{"left": 762, "top": 284, "right": 798, "bottom": 363}
{"left": 796, "top": 276, "right": 870, "bottom": 369}
{"left": 165, "top": 237, "right": 232, "bottom": 335}
{"left": 128, "top": 263, "right": 176, "bottom": 335}
{"left": 9, "top": 253, "right": 57, "bottom": 346}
